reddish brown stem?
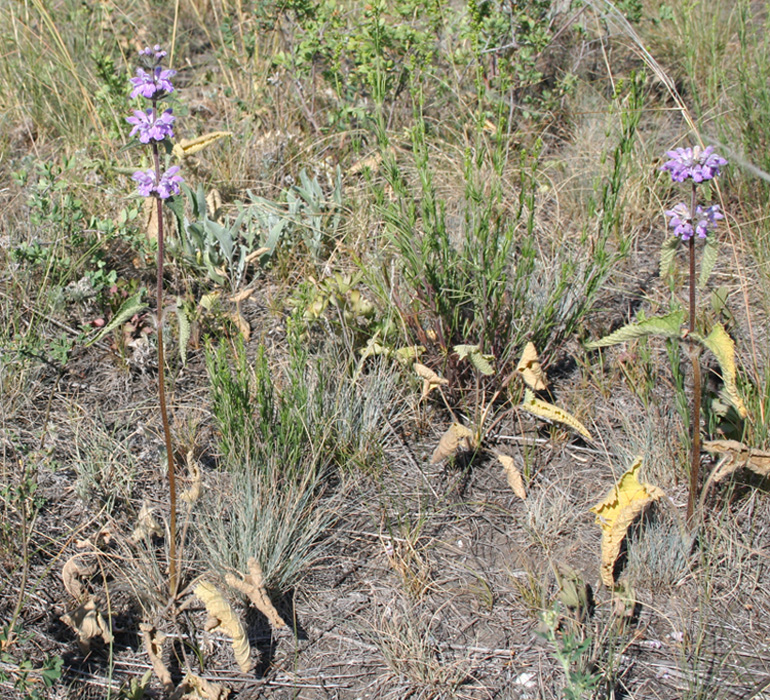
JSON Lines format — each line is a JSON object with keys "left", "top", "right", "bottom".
{"left": 152, "top": 137, "right": 178, "bottom": 597}
{"left": 686, "top": 182, "right": 701, "bottom": 526}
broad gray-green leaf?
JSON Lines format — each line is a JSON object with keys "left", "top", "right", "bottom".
{"left": 698, "top": 236, "right": 719, "bottom": 289}
{"left": 175, "top": 298, "right": 191, "bottom": 367}
{"left": 87, "top": 291, "right": 148, "bottom": 346}
{"left": 659, "top": 236, "right": 680, "bottom": 279}
{"left": 453, "top": 344, "right": 495, "bottom": 375}
{"left": 585, "top": 309, "right": 686, "bottom": 349}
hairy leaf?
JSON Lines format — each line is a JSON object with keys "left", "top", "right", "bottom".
{"left": 87, "top": 291, "right": 147, "bottom": 346}
{"left": 590, "top": 458, "right": 665, "bottom": 587}
{"left": 181, "top": 450, "right": 203, "bottom": 504}
{"left": 139, "top": 623, "right": 173, "bottom": 692}
{"left": 194, "top": 581, "right": 253, "bottom": 673}
{"left": 520, "top": 389, "right": 592, "bottom": 441}
{"left": 175, "top": 297, "right": 191, "bottom": 367}
{"left": 585, "top": 309, "right": 685, "bottom": 349}
{"left": 659, "top": 236, "right": 680, "bottom": 279}
{"left": 430, "top": 423, "right": 475, "bottom": 464}
{"left": 698, "top": 235, "right": 719, "bottom": 289}
{"left": 515, "top": 342, "right": 547, "bottom": 390}
{"left": 170, "top": 673, "right": 231, "bottom": 700}
{"left": 61, "top": 598, "right": 113, "bottom": 651}
{"left": 131, "top": 501, "right": 163, "bottom": 543}
{"left": 61, "top": 555, "right": 95, "bottom": 601}
{"left": 696, "top": 323, "right": 747, "bottom": 418}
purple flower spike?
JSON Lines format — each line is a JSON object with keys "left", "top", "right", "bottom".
{"left": 127, "top": 108, "right": 175, "bottom": 143}
{"left": 130, "top": 66, "right": 176, "bottom": 100}
{"left": 140, "top": 44, "right": 167, "bottom": 61}
{"left": 665, "top": 202, "right": 723, "bottom": 241}
{"left": 132, "top": 166, "right": 184, "bottom": 200}
{"left": 661, "top": 145, "right": 727, "bottom": 183}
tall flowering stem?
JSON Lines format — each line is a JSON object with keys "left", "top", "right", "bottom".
{"left": 128, "top": 46, "right": 184, "bottom": 596}
{"left": 662, "top": 144, "right": 726, "bottom": 525}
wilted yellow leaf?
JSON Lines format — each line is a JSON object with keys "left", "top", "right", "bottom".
{"left": 170, "top": 674, "right": 231, "bottom": 700}
{"left": 520, "top": 389, "right": 592, "bottom": 441}
{"left": 430, "top": 423, "right": 475, "bottom": 464}
{"left": 590, "top": 458, "right": 665, "bottom": 587}
{"left": 703, "top": 440, "right": 770, "bottom": 483}
{"left": 229, "top": 288, "right": 254, "bottom": 304}
{"left": 228, "top": 310, "right": 251, "bottom": 341}
{"left": 62, "top": 598, "right": 113, "bottom": 651}
{"left": 61, "top": 555, "right": 96, "bottom": 602}
{"left": 142, "top": 196, "right": 159, "bottom": 241}
{"left": 226, "top": 558, "right": 285, "bottom": 630}
{"left": 496, "top": 453, "right": 526, "bottom": 500}
{"left": 140, "top": 623, "right": 173, "bottom": 692}
{"left": 395, "top": 345, "right": 425, "bottom": 363}
{"left": 172, "top": 131, "right": 232, "bottom": 159}
{"left": 181, "top": 450, "right": 203, "bottom": 504}
{"left": 516, "top": 342, "right": 547, "bottom": 390}
{"left": 700, "top": 324, "right": 748, "bottom": 418}
{"left": 194, "top": 581, "right": 253, "bottom": 673}
{"left": 131, "top": 501, "right": 163, "bottom": 542}
{"left": 414, "top": 363, "right": 448, "bottom": 401}
{"left": 206, "top": 189, "right": 223, "bottom": 221}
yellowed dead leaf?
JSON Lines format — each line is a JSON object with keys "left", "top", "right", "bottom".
{"left": 62, "top": 598, "right": 113, "bottom": 651}
{"left": 131, "top": 501, "right": 163, "bottom": 542}
{"left": 347, "top": 151, "right": 383, "bottom": 175}
{"left": 521, "top": 389, "right": 592, "bottom": 441}
{"left": 206, "top": 188, "right": 223, "bottom": 222}
{"left": 173, "top": 131, "right": 232, "bottom": 159}
{"left": 701, "top": 324, "right": 748, "bottom": 418}
{"left": 430, "top": 423, "right": 476, "bottom": 464}
{"left": 181, "top": 450, "right": 203, "bottom": 504}
{"left": 590, "top": 458, "right": 665, "bottom": 587}
{"left": 703, "top": 440, "right": 770, "bottom": 483}
{"left": 139, "top": 623, "right": 173, "bottom": 692}
{"left": 496, "top": 454, "right": 527, "bottom": 500}
{"left": 170, "top": 673, "right": 231, "bottom": 700}
{"left": 142, "top": 196, "right": 159, "bottom": 241}
{"left": 228, "top": 310, "right": 251, "bottom": 341}
{"left": 61, "top": 555, "right": 96, "bottom": 601}
{"left": 226, "top": 558, "right": 286, "bottom": 630}
{"left": 194, "top": 581, "right": 253, "bottom": 673}
{"left": 229, "top": 288, "right": 254, "bottom": 304}
{"left": 516, "top": 342, "right": 548, "bottom": 390}
{"left": 244, "top": 247, "right": 271, "bottom": 264}
{"left": 414, "top": 363, "right": 448, "bottom": 401}
{"left": 394, "top": 345, "right": 425, "bottom": 364}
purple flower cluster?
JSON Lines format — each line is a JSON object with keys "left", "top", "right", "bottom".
{"left": 665, "top": 203, "right": 723, "bottom": 241}
{"left": 128, "top": 46, "right": 183, "bottom": 200}
{"left": 127, "top": 108, "right": 175, "bottom": 143}
{"left": 661, "top": 145, "right": 727, "bottom": 183}
{"left": 132, "top": 167, "right": 184, "bottom": 199}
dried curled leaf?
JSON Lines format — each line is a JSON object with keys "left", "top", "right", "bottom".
{"left": 228, "top": 310, "right": 251, "bottom": 341}
{"left": 131, "top": 501, "right": 163, "bottom": 542}
{"left": 414, "top": 363, "right": 448, "bottom": 401}
{"left": 172, "top": 131, "right": 232, "bottom": 159}
{"left": 430, "top": 423, "right": 475, "bottom": 464}
{"left": 394, "top": 345, "right": 425, "bottom": 363}
{"left": 520, "top": 389, "right": 592, "bottom": 441}
{"left": 703, "top": 440, "right": 770, "bottom": 483}
{"left": 496, "top": 454, "right": 526, "bottom": 500}
{"left": 516, "top": 342, "right": 547, "bottom": 390}
{"left": 590, "top": 458, "right": 665, "bottom": 587}
{"left": 170, "top": 674, "right": 231, "bottom": 700}
{"left": 181, "top": 452, "right": 203, "bottom": 504}
{"left": 62, "top": 598, "right": 113, "bottom": 651}
{"left": 140, "top": 623, "right": 173, "bottom": 692}
{"left": 194, "top": 581, "right": 253, "bottom": 673}
{"left": 226, "top": 558, "right": 285, "bottom": 630}
{"left": 696, "top": 323, "right": 748, "bottom": 418}
{"left": 61, "top": 555, "right": 96, "bottom": 601}
{"left": 206, "top": 188, "right": 223, "bottom": 222}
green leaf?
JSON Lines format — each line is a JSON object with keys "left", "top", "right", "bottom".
{"left": 698, "top": 236, "right": 719, "bottom": 289}
{"left": 86, "top": 291, "right": 148, "bottom": 346}
{"left": 176, "top": 298, "right": 191, "bottom": 367}
{"left": 659, "top": 236, "right": 680, "bottom": 279}
{"left": 696, "top": 323, "right": 747, "bottom": 418}
{"left": 454, "top": 344, "right": 495, "bottom": 375}
{"left": 585, "top": 309, "right": 685, "bottom": 348}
